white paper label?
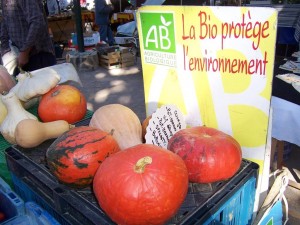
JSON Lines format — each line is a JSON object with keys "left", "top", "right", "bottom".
{"left": 145, "top": 105, "right": 186, "bottom": 148}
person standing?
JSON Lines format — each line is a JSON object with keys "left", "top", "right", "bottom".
{"left": 47, "top": 0, "right": 59, "bottom": 15}
{"left": 59, "top": 0, "right": 70, "bottom": 11}
{"left": 94, "top": 0, "right": 115, "bottom": 46}
{"left": 0, "top": 0, "right": 56, "bottom": 75}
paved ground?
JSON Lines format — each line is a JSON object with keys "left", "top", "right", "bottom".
{"left": 75, "top": 55, "right": 300, "bottom": 225}
{"left": 78, "top": 56, "right": 146, "bottom": 121}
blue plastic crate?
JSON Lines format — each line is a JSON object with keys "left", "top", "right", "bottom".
{"left": 2, "top": 201, "right": 60, "bottom": 225}
{"left": 24, "top": 201, "right": 61, "bottom": 225}
{"left": 0, "top": 176, "right": 60, "bottom": 225}
{"left": 10, "top": 173, "right": 107, "bottom": 225}
{"left": 4, "top": 119, "right": 259, "bottom": 225}
{"left": 6, "top": 147, "right": 258, "bottom": 225}
{"left": 202, "top": 177, "right": 256, "bottom": 225}
{"left": 0, "top": 177, "right": 24, "bottom": 224}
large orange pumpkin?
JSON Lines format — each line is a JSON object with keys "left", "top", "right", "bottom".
{"left": 93, "top": 144, "right": 189, "bottom": 225}
{"left": 38, "top": 84, "right": 87, "bottom": 124}
{"left": 46, "top": 126, "right": 120, "bottom": 188}
{"left": 167, "top": 126, "right": 242, "bottom": 183}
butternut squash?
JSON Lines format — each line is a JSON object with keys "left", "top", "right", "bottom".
{"left": 0, "top": 92, "right": 37, "bottom": 144}
{"left": 15, "top": 119, "right": 74, "bottom": 148}
{"left": 0, "top": 98, "right": 7, "bottom": 125}
{"left": 89, "top": 104, "right": 143, "bottom": 150}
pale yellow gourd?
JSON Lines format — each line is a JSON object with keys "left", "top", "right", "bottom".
{"left": 0, "top": 92, "right": 37, "bottom": 144}
{"left": 0, "top": 98, "right": 7, "bottom": 125}
{"left": 15, "top": 119, "right": 74, "bottom": 148}
{"left": 10, "top": 68, "right": 60, "bottom": 102}
{"left": 89, "top": 104, "right": 143, "bottom": 150}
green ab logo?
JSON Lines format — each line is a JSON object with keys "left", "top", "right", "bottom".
{"left": 140, "top": 12, "right": 176, "bottom": 53}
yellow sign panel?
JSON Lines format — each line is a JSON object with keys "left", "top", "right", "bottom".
{"left": 137, "top": 6, "right": 277, "bottom": 196}
{"left": 138, "top": 5, "right": 276, "bottom": 159}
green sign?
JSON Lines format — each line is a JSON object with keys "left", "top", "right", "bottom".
{"left": 140, "top": 12, "right": 176, "bottom": 53}
{"left": 267, "top": 217, "right": 273, "bottom": 225}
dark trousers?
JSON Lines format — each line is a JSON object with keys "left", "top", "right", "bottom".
{"left": 99, "top": 24, "right": 115, "bottom": 46}
{"left": 14, "top": 51, "right": 57, "bottom": 75}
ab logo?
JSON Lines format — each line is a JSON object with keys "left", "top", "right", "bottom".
{"left": 140, "top": 12, "right": 176, "bottom": 53}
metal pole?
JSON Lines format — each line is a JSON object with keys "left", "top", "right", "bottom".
{"left": 73, "top": 0, "right": 85, "bottom": 52}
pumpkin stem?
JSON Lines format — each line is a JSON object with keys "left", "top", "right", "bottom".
{"left": 134, "top": 156, "right": 152, "bottom": 173}
{"left": 109, "top": 129, "right": 115, "bottom": 136}
{"left": 203, "top": 134, "right": 211, "bottom": 138}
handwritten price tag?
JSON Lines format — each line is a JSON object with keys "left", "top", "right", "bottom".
{"left": 145, "top": 105, "right": 186, "bottom": 148}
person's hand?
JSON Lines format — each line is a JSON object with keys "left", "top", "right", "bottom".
{"left": 18, "top": 50, "right": 30, "bottom": 68}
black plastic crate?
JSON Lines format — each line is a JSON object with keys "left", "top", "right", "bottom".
{"left": 4, "top": 119, "right": 259, "bottom": 225}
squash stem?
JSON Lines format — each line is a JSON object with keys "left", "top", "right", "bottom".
{"left": 18, "top": 66, "right": 25, "bottom": 74}
{"left": 134, "top": 156, "right": 152, "bottom": 173}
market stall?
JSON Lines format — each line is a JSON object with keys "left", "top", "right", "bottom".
{"left": 110, "top": 12, "right": 135, "bottom": 24}
{"left": 271, "top": 55, "right": 300, "bottom": 175}
{"left": 47, "top": 10, "right": 95, "bottom": 44}
{"left": 48, "top": 13, "right": 76, "bottom": 43}
{"left": 0, "top": 2, "right": 296, "bottom": 225}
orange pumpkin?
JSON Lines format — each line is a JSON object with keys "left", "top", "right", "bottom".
{"left": 168, "top": 126, "right": 242, "bottom": 183}
{"left": 93, "top": 144, "right": 188, "bottom": 225}
{"left": 47, "top": 126, "right": 120, "bottom": 188}
{"left": 38, "top": 84, "right": 87, "bottom": 124}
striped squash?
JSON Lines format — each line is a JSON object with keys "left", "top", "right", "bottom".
{"left": 46, "top": 126, "right": 120, "bottom": 188}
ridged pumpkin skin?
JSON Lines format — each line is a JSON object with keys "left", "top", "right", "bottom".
{"left": 93, "top": 144, "right": 189, "bottom": 225}
{"left": 46, "top": 126, "right": 120, "bottom": 188}
{"left": 89, "top": 104, "right": 143, "bottom": 150}
{"left": 168, "top": 126, "right": 242, "bottom": 183}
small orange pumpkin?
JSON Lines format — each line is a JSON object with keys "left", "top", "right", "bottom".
{"left": 47, "top": 126, "right": 120, "bottom": 188}
{"left": 38, "top": 84, "right": 87, "bottom": 124}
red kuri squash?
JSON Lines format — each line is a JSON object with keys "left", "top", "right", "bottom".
{"left": 46, "top": 126, "right": 120, "bottom": 188}
{"left": 38, "top": 84, "right": 87, "bottom": 124}
{"left": 167, "top": 126, "right": 242, "bottom": 183}
{"left": 93, "top": 144, "right": 189, "bottom": 225}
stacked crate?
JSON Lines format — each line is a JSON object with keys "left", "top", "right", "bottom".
{"left": 120, "top": 47, "right": 135, "bottom": 68}
{"left": 99, "top": 51, "right": 121, "bottom": 69}
{"left": 0, "top": 177, "right": 59, "bottom": 225}
{"left": 98, "top": 46, "right": 135, "bottom": 69}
